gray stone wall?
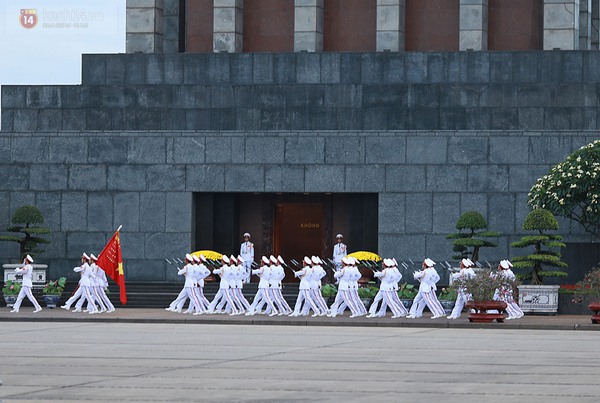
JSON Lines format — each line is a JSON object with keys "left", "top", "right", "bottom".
{"left": 3, "top": 51, "right": 600, "bottom": 132}
{"left": 0, "top": 130, "right": 595, "bottom": 282}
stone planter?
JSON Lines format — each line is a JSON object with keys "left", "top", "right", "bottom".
{"left": 589, "top": 302, "right": 600, "bottom": 324}
{"left": 439, "top": 300, "right": 455, "bottom": 315}
{"left": 3, "top": 295, "right": 17, "bottom": 308}
{"left": 399, "top": 299, "right": 413, "bottom": 310}
{"left": 43, "top": 294, "right": 61, "bottom": 308}
{"left": 518, "top": 284, "right": 560, "bottom": 314}
{"left": 465, "top": 300, "right": 507, "bottom": 323}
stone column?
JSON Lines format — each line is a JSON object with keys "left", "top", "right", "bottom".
{"left": 592, "top": 0, "right": 599, "bottom": 49}
{"left": 162, "top": 0, "right": 180, "bottom": 53}
{"left": 580, "top": 0, "right": 592, "bottom": 49}
{"left": 127, "top": 0, "right": 164, "bottom": 53}
{"left": 376, "top": 0, "right": 406, "bottom": 51}
{"left": 213, "top": 0, "right": 243, "bottom": 52}
{"left": 459, "top": 0, "right": 488, "bottom": 51}
{"left": 543, "top": 0, "right": 580, "bottom": 50}
{"left": 294, "top": 0, "right": 324, "bottom": 52}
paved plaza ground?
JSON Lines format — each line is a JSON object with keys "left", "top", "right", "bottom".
{"left": 0, "top": 313, "right": 599, "bottom": 402}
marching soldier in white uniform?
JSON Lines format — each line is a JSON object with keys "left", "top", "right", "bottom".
{"left": 407, "top": 258, "right": 445, "bottom": 319}
{"left": 88, "top": 255, "right": 108, "bottom": 313}
{"left": 290, "top": 256, "right": 321, "bottom": 317}
{"left": 90, "top": 254, "right": 115, "bottom": 313}
{"left": 333, "top": 234, "right": 347, "bottom": 271}
{"left": 62, "top": 253, "right": 90, "bottom": 311}
{"left": 348, "top": 258, "right": 367, "bottom": 316}
{"left": 368, "top": 259, "right": 407, "bottom": 318}
{"left": 247, "top": 256, "right": 278, "bottom": 316}
{"left": 447, "top": 258, "right": 476, "bottom": 319}
{"left": 233, "top": 256, "right": 252, "bottom": 312}
{"left": 496, "top": 260, "right": 524, "bottom": 320}
{"left": 178, "top": 254, "right": 204, "bottom": 315}
{"left": 193, "top": 255, "right": 211, "bottom": 313}
{"left": 240, "top": 233, "right": 254, "bottom": 283}
{"left": 389, "top": 259, "right": 408, "bottom": 316}
{"left": 328, "top": 257, "right": 362, "bottom": 317}
{"left": 166, "top": 254, "right": 194, "bottom": 313}
{"left": 11, "top": 255, "right": 42, "bottom": 313}
{"left": 73, "top": 255, "right": 99, "bottom": 314}
{"left": 209, "top": 255, "right": 239, "bottom": 315}
{"left": 269, "top": 256, "right": 292, "bottom": 315}
{"left": 310, "top": 256, "right": 329, "bottom": 315}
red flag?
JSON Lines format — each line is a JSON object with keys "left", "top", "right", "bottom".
{"left": 96, "top": 228, "right": 127, "bottom": 305}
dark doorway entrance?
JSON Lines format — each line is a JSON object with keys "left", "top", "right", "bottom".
{"left": 193, "top": 193, "right": 378, "bottom": 282}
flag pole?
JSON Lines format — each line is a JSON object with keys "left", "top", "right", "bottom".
{"left": 116, "top": 225, "right": 123, "bottom": 232}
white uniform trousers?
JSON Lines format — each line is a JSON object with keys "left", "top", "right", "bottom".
{"left": 449, "top": 291, "right": 470, "bottom": 318}
{"left": 373, "top": 291, "right": 407, "bottom": 317}
{"left": 242, "top": 261, "right": 252, "bottom": 282}
{"left": 330, "top": 290, "right": 360, "bottom": 316}
{"left": 12, "top": 286, "right": 41, "bottom": 311}
{"left": 293, "top": 289, "right": 320, "bottom": 315}
{"left": 233, "top": 288, "right": 252, "bottom": 311}
{"left": 301, "top": 289, "right": 328, "bottom": 315}
{"left": 209, "top": 289, "right": 238, "bottom": 313}
{"left": 250, "top": 288, "right": 277, "bottom": 314}
{"left": 272, "top": 288, "right": 292, "bottom": 313}
{"left": 501, "top": 290, "right": 524, "bottom": 318}
{"left": 349, "top": 289, "right": 367, "bottom": 315}
{"left": 63, "top": 286, "right": 84, "bottom": 308}
{"left": 216, "top": 289, "right": 242, "bottom": 313}
{"left": 75, "top": 286, "right": 98, "bottom": 313}
{"left": 409, "top": 292, "right": 426, "bottom": 317}
{"left": 389, "top": 291, "right": 409, "bottom": 316}
{"left": 411, "top": 290, "right": 445, "bottom": 317}
{"left": 96, "top": 287, "right": 115, "bottom": 311}
{"left": 184, "top": 287, "right": 203, "bottom": 314}
{"left": 89, "top": 287, "right": 108, "bottom": 312}
{"left": 169, "top": 289, "right": 188, "bottom": 310}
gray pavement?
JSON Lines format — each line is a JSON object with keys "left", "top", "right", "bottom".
{"left": 0, "top": 321, "right": 599, "bottom": 403}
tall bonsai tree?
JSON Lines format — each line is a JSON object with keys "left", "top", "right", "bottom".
{"left": 528, "top": 140, "right": 600, "bottom": 239}
{"left": 510, "top": 208, "right": 567, "bottom": 285}
{"left": 446, "top": 211, "right": 501, "bottom": 262}
{"left": 0, "top": 205, "right": 51, "bottom": 261}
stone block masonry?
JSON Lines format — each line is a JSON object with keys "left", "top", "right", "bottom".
{"left": 0, "top": 130, "right": 594, "bottom": 282}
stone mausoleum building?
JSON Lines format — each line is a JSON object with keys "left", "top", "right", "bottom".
{"left": 1, "top": 0, "right": 599, "bottom": 286}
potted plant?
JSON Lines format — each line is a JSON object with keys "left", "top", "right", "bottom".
{"left": 42, "top": 277, "right": 66, "bottom": 308}
{"left": 447, "top": 211, "right": 501, "bottom": 262}
{"left": 2, "top": 280, "right": 22, "bottom": 308}
{"left": 321, "top": 283, "right": 338, "bottom": 305}
{"left": 357, "top": 283, "right": 378, "bottom": 308}
{"left": 438, "top": 287, "right": 458, "bottom": 315}
{"left": 572, "top": 267, "right": 600, "bottom": 324}
{"left": 455, "top": 269, "right": 510, "bottom": 323}
{"left": 398, "top": 283, "right": 417, "bottom": 309}
{"left": 0, "top": 205, "right": 51, "bottom": 261}
{"left": 510, "top": 208, "right": 567, "bottom": 314}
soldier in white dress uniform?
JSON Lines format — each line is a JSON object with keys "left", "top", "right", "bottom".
{"left": 90, "top": 254, "right": 115, "bottom": 313}
{"left": 269, "top": 256, "right": 292, "bottom": 315}
{"left": 348, "top": 258, "right": 367, "bottom": 316}
{"left": 179, "top": 254, "right": 204, "bottom": 315}
{"left": 193, "top": 255, "right": 212, "bottom": 313}
{"left": 328, "top": 257, "right": 362, "bottom": 317}
{"left": 88, "top": 254, "right": 108, "bottom": 313}
{"left": 11, "top": 255, "right": 42, "bottom": 313}
{"left": 333, "top": 234, "right": 347, "bottom": 271}
{"left": 62, "top": 253, "right": 90, "bottom": 311}
{"left": 368, "top": 259, "right": 407, "bottom": 318}
{"left": 389, "top": 259, "right": 409, "bottom": 316}
{"left": 496, "top": 260, "right": 524, "bottom": 320}
{"left": 407, "top": 259, "right": 446, "bottom": 319}
{"left": 233, "top": 255, "right": 252, "bottom": 312}
{"left": 209, "top": 255, "right": 239, "bottom": 315}
{"left": 73, "top": 255, "right": 99, "bottom": 314}
{"left": 240, "top": 233, "right": 254, "bottom": 283}
{"left": 166, "top": 254, "right": 194, "bottom": 313}
{"left": 247, "top": 256, "right": 278, "bottom": 316}
{"left": 290, "top": 257, "right": 321, "bottom": 317}
{"left": 447, "top": 258, "right": 476, "bottom": 319}
{"left": 309, "top": 256, "right": 329, "bottom": 315}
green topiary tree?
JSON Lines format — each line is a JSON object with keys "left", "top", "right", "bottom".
{"left": 446, "top": 211, "right": 501, "bottom": 262}
{"left": 528, "top": 140, "right": 600, "bottom": 239}
{"left": 510, "top": 208, "right": 567, "bottom": 285}
{"left": 0, "top": 205, "right": 51, "bottom": 261}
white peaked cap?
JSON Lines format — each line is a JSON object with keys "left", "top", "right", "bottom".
{"left": 270, "top": 255, "right": 277, "bottom": 264}
{"left": 262, "top": 256, "right": 269, "bottom": 264}
{"left": 90, "top": 254, "right": 98, "bottom": 261}
{"left": 193, "top": 255, "right": 201, "bottom": 263}
{"left": 244, "top": 232, "right": 250, "bottom": 237}
{"left": 185, "top": 253, "right": 193, "bottom": 261}
{"left": 82, "top": 252, "right": 90, "bottom": 260}
{"left": 500, "top": 260, "right": 513, "bottom": 269}
{"left": 25, "top": 254, "right": 34, "bottom": 263}
{"left": 230, "top": 255, "right": 237, "bottom": 263}
{"left": 383, "top": 258, "right": 392, "bottom": 267}
{"left": 237, "top": 256, "right": 245, "bottom": 263}
{"left": 342, "top": 257, "right": 350, "bottom": 265}
{"left": 304, "top": 256, "right": 312, "bottom": 265}
{"left": 424, "top": 258, "right": 436, "bottom": 267}
{"left": 277, "top": 255, "right": 284, "bottom": 264}
{"left": 392, "top": 258, "right": 398, "bottom": 266}
{"left": 336, "top": 233, "right": 343, "bottom": 238}
{"left": 351, "top": 257, "right": 359, "bottom": 265}
{"left": 311, "top": 256, "right": 320, "bottom": 264}
{"left": 461, "top": 258, "right": 474, "bottom": 267}
{"left": 200, "top": 255, "right": 207, "bottom": 262}
{"left": 222, "top": 255, "right": 230, "bottom": 264}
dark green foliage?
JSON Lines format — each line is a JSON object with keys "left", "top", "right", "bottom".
{"left": 0, "top": 205, "right": 51, "bottom": 261}
{"left": 511, "top": 208, "right": 567, "bottom": 285}
{"left": 447, "top": 211, "right": 501, "bottom": 261}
